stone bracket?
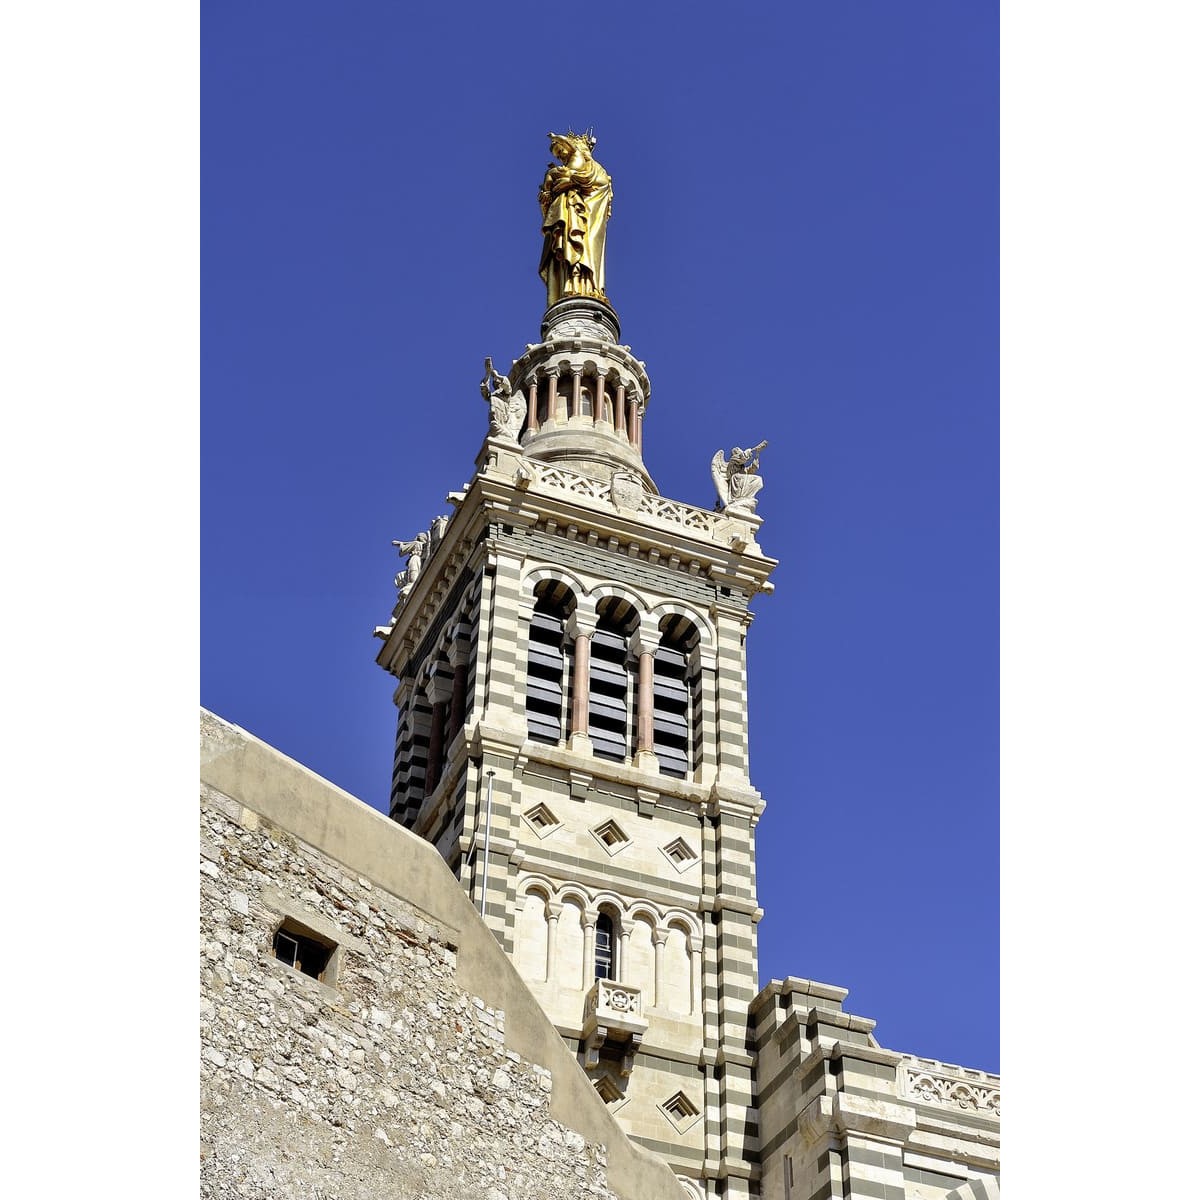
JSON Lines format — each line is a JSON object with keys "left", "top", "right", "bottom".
{"left": 583, "top": 1026, "right": 644, "bottom": 1077}
{"left": 569, "top": 768, "right": 593, "bottom": 802}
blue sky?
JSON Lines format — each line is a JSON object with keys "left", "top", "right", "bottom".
{"left": 202, "top": 2, "right": 998, "bottom": 1073}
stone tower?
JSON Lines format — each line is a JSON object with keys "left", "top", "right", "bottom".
{"left": 374, "top": 139, "right": 777, "bottom": 1199}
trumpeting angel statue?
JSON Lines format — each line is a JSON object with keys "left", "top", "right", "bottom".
{"left": 711, "top": 442, "right": 768, "bottom": 515}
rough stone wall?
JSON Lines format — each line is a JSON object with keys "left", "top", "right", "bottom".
{"left": 200, "top": 802, "right": 615, "bottom": 1198}
{"left": 200, "top": 709, "right": 687, "bottom": 1200}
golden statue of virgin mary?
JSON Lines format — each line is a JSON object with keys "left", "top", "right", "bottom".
{"left": 538, "top": 130, "right": 613, "bottom": 308}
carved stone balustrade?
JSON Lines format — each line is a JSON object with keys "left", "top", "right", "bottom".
{"left": 901, "top": 1055, "right": 1000, "bottom": 1119}
{"left": 526, "top": 460, "right": 742, "bottom": 542}
{"left": 581, "top": 979, "right": 648, "bottom": 1077}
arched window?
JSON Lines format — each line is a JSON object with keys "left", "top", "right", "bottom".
{"left": 532, "top": 378, "right": 547, "bottom": 428}
{"left": 654, "top": 616, "right": 702, "bottom": 779}
{"left": 526, "top": 582, "right": 575, "bottom": 744}
{"left": 594, "top": 911, "right": 615, "bottom": 980}
{"left": 589, "top": 597, "right": 638, "bottom": 762}
{"left": 515, "top": 889, "right": 551, "bottom": 983}
{"left": 599, "top": 375, "right": 615, "bottom": 424}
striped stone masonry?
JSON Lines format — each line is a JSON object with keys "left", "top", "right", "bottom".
{"left": 373, "top": 326, "right": 777, "bottom": 1199}
{"left": 368, "top": 303, "right": 997, "bottom": 1198}
{"left": 750, "top": 979, "right": 999, "bottom": 1199}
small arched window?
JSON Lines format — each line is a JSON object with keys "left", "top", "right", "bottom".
{"left": 526, "top": 582, "right": 575, "bottom": 744}
{"left": 599, "top": 373, "right": 616, "bottom": 425}
{"left": 594, "top": 911, "right": 615, "bottom": 981}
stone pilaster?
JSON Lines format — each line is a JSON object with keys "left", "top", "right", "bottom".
{"left": 711, "top": 600, "right": 754, "bottom": 785}
{"left": 477, "top": 546, "right": 528, "bottom": 737}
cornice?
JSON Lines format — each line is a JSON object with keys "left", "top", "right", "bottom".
{"left": 375, "top": 446, "right": 779, "bottom": 680}
{"left": 513, "top": 739, "right": 709, "bottom": 807}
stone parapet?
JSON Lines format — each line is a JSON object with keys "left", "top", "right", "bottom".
{"left": 900, "top": 1056, "right": 1001, "bottom": 1121}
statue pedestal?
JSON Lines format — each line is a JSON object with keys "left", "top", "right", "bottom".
{"left": 541, "top": 296, "right": 620, "bottom": 343}
{"left": 475, "top": 435, "right": 525, "bottom": 480}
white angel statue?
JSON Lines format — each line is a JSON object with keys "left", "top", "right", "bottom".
{"left": 480, "top": 356, "right": 527, "bottom": 441}
{"left": 711, "top": 441, "right": 767, "bottom": 515}
{"left": 392, "top": 530, "right": 431, "bottom": 595}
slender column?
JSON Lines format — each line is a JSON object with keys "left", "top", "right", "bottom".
{"left": 615, "top": 381, "right": 626, "bottom": 436}
{"left": 631, "top": 627, "right": 661, "bottom": 770}
{"left": 571, "top": 632, "right": 590, "bottom": 734}
{"left": 422, "top": 664, "right": 454, "bottom": 796}
{"left": 581, "top": 911, "right": 598, "bottom": 990}
{"left": 688, "top": 935, "right": 702, "bottom": 1015}
{"left": 570, "top": 367, "right": 582, "bottom": 419}
{"left": 424, "top": 701, "right": 446, "bottom": 796}
{"left": 638, "top": 654, "right": 653, "bottom": 749}
{"left": 448, "top": 643, "right": 468, "bottom": 739}
{"left": 618, "top": 926, "right": 631, "bottom": 982}
{"left": 652, "top": 928, "right": 669, "bottom": 1007}
{"left": 526, "top": 374, "right": 540, "bottom": 434}
{"left": 626, "top": 393, "right": 637, "bottom": 444}
{"left": 566, "top": 608, "right": 596, "bottom": 755}
{"left": 634, "top": 401, "right": 643, "bottom": 450}
{"left": 546, "top": 903, "right": 562, "bottom": 984}
{"left": 547, "top": 367, "right": 560, "bottom": 424}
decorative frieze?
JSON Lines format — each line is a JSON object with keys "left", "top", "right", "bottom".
{"left": 902, "top": 1056, "right": 1000, "bottom": 1118}
{"left": 529, "top": 461, "right": 726, "bottom": 537}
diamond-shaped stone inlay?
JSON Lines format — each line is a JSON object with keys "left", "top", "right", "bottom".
{"left": 522, "top": 802, "right": 562, "bottom": 839}
{"left": 591, "top": 818, "right": 631, "bottom": 856}
{"left": 660, "top": 1090, "right": 702, "bottom": 1132}
{"left": 594, "top": 1074, "right": 625, "bottom": 1105}
{"left": 661, "top": 836, "right": 698, "bottom": 872}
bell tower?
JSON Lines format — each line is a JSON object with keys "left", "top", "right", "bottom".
{"left": 374, "top": 133, "right": 777, "bottom": 1199}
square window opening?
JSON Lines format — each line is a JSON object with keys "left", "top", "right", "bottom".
{"left": 272, "top": 921, "right": 335, "bottom": 982}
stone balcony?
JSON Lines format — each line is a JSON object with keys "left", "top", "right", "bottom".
{"left": 581, "top": 979, "right": 648, "bottom": 1076}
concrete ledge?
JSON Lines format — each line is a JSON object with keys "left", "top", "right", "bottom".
{"left": 200, "top": 708, "right": 686, "bottom": 1200}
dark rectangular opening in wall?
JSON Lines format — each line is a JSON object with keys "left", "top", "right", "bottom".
{"left": 588, "top": 626, "right": 629, "bottom": 761}
{"left": 272, "top": 923, "right": 334, "bottom": 981}
{"left": 653, "top": 644, "right": 691, "bottom": 778}
{"left": 527, "top": 608, "right": 566, "bottom": 743}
